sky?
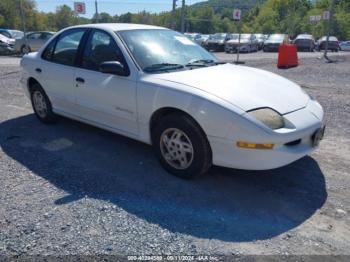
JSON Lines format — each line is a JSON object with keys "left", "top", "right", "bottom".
{"left": 35, "top": 0, "right": 207, "bottom": 18}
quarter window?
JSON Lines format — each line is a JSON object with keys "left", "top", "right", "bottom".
{"left": 82, "top": 30, "right": 125, "bottom": 71}
{"left": 42, "top": 39, "right": 56, "bottom": 61}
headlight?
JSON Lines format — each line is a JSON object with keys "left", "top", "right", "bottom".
{"left": 248, "top": 108, "right": 284, "bottom": 130}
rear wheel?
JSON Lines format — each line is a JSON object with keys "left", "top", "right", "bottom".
{"left": 30, "top": 83, "right": 56, "bottom": 123}
{"left": 152, "top": 113, "right": 212, "bottom": 179}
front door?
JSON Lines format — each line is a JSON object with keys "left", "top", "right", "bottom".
{"left": 74, "top": 29, "right": 138, "bottom": 136}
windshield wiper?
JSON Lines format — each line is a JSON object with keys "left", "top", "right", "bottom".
{"left": 186, "top": 59, "right": 225, "bottom": 67}
{"left": 143, "top": 63, "right": 184, "bottom": 72}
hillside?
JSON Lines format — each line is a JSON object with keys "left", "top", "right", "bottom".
{"left": 192, "top": 0, "right": 266, "bottom": 13}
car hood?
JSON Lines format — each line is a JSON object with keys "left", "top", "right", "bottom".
{"left": 150, "top": 64, "right": 309, "bottom": 114}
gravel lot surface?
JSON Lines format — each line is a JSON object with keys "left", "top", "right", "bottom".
{"left": 0, "top": 52, "right": 349, "bottom": 257}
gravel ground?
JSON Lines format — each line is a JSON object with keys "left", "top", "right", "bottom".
{"left": 0, "top": 52, "right": 349, "bottom": 258}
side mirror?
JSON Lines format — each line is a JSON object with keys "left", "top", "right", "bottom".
{"left": 99, "top": 61, "right": 129, "bottom": 76}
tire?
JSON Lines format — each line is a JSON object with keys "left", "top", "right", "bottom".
{"left": 21, "top": 45, "right": 31, "bottom": 54}
{"left": 30, "top": 83, "right": 56, "bottom": 123}
{"left": 151, "top": 113, "right": 212, "bottom": 179}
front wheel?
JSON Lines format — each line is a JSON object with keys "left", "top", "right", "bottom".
{"left": 30, "top": 84, "right": 56, "bottom": 123}
{"left": 152, "top": 114, "right": 212, "bottom": 179}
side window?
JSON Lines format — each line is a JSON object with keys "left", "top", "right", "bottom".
{"left": 40, "top": 33, "right": 53, "bottom": 40}
{"left": 82, "top": 30, "right": 125, "bottom": 71}
{"left": 51, "top": 29, "right": 85, "bottom": 66}
{"left": 27, "top": 33, "right": 41, "bottom": 40}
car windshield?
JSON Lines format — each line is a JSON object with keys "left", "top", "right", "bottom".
{"left": 9, "top": 30, "right": 24, "bottom": 39}
{"left": 209, "top": 33, "right": 226, "bottom": 40}
{"left": 240, "top": 34, "right": 251, "bottom": 40}
{"left": 118, "top": 29, "right": 217, "bottom": 72}
{"left": 229, "top": 34, "right": 240, "bottom": 40}
{"left": 0, "top": 31, "right": 11, "bottom": 38}
{"left": 268, "top": 34, "right": 285, "bottom": 40}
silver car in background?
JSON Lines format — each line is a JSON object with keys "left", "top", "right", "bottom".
{"left": 225, "top": 34, "right": 259, "bottom": 53}
{"left": 15, "top": 31, "right": 55, "bottom": 54}
{"left": 340, "top": 41, "right": 350, "bottom": 51}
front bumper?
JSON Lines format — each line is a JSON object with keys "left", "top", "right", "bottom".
{"left": 264, "top": 44, "right": 280, "bottom": 52}
{"left": 206, "top": 42, "right": 225, "bottom": 51}
{"left": 225, "top": 44, "right": 250, "bottom": 53}
{"left": 209, "top": 100, "right": 325, "bottom": 170}
{"left": 0, "top": 43, "right": 15, "bottom": 54}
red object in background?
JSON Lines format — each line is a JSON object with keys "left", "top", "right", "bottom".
{"left": 278, "top": 44, "right": 299, "bottom": 69}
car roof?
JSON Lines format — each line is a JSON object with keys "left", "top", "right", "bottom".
{"left": 66, "top": 23, "right": 166, "bottom": 32}
{"left": 296, "top": 34, "right": 314, "bottom": 39}
{"left": 320, "top": 36, "right": 338, "bottom": 41}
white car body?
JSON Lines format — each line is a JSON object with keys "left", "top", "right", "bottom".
{"left": 0, "top": 33, "right": 15, "bottom": 45}
{"left": 20, "top": 24, "right": 325, "bottom": 171}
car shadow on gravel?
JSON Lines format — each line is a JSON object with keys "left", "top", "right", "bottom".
{"left": 0, "top": 114, "right": 327, "bottom": 242}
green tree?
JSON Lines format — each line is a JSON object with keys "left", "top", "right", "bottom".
{"left": 99, "top": 12, "right": 113, "bottom": 23}
{"left": 54, "top": 5, "right": 78, "bottom": 30}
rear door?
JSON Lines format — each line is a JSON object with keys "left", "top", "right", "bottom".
{"left": 39, "top": 28, "right": 88, "bottom": 112}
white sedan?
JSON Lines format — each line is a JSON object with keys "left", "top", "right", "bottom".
{"left": 20, "top": 24, "right": 325, "bottom": 179}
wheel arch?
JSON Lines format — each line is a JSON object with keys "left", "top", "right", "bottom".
{"left": 27, "top": 77, "right": 41, "bottom": 94}
{"left": 149, "top": 107, "right": 209, "bottom": 146}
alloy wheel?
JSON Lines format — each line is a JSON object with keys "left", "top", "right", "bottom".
{"left": 160, "top": 128, "right": 194, "bottom": 170}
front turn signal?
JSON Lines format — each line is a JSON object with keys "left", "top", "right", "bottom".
{"left": 237, "top": 142, "right": 274, "bottom": 150}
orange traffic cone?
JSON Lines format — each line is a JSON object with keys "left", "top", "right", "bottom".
{"left": 278, "top": 44, "right": 299, "bottom": 69}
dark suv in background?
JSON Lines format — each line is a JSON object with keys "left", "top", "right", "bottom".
{"left": 263, "top": 34, "right": 287, "bottom": 52}
{"left": 293, "top": 34, "right": 316, "bottom": 52}
{"left": 316, "top": 36, "right": 340, "bottom": 52}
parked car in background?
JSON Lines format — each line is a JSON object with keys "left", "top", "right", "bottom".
{"left": 204, "top": 33, "right": 230, "bottom": 52}
{"left": 0, "top": 33, "right": 15, "bottom": 54}
{"left": 254, "top": 34, "right": 266, "bottom": 50}
{"left": 184, "top": 33, "right": 202, "bottom": 44}
{"left": 199, "top": 34, "right": 210, "bottom": 46}
{"left": 340, "top": 41, "right": 350, "bottom": 51}
{"left": 0, "top": 29, "right": 24, "bottom": 40}
{"left": 293, "top": 34, "right": 315, "bottom": 52}
{"left": 15, "top": 31, "right": 55, "bottom": 54}
{"left": 20, "top": 23, "right": 325, "bottom": 179}
{"left": 263, "top": 34, "right": 287, "bottom": 52}
{"left": 225, "top": 34, "right": 259, "bottom": 53}
{"left": 316, "top": 36, "right": 340, "bottom": 52}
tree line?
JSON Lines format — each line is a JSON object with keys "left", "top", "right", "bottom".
{"left": 0, "top": 0, "right": 349, "bottom": 40}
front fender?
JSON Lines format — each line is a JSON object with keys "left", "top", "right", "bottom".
{"left": 136, "top": 78, "right": 268, "bottom": 145}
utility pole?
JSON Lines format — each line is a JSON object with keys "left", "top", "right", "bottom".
{"left": 19, "top": 0, "right": 29, "bottom": 53}
{"left": 324, "top": 0, "right": 335, "bottom": 63}
{"left": 180, "top": 0, "right": 185, "bottom": 33}
{"left": 95, "top": 0, "right": 99, "bottom": 23}
{"left": 172, "top": 0, "right": 177, "bottom": 30}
